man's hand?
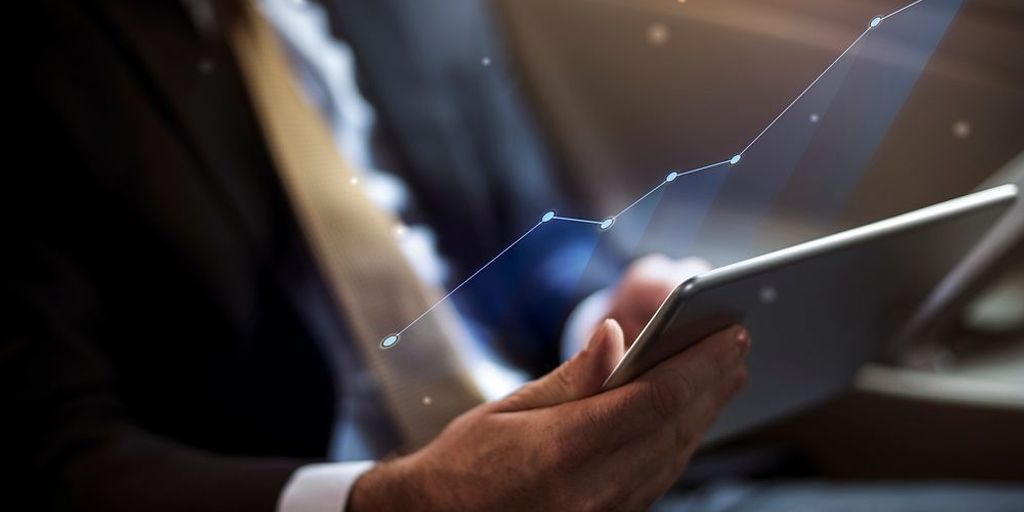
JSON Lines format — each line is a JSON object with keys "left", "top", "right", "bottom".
{"left": 607, "top": 254, "right": 712, "bottom": 343}
{"left": 350, "top": 319, "right": 750, "bottom": 511}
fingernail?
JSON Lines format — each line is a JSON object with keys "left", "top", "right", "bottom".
{"left": 735, "top": 327, "right": 751, "bottom": 353}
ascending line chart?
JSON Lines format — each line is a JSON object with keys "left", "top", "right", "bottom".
{"left": 380, "top": 0, "right": 935, "bottom": 349}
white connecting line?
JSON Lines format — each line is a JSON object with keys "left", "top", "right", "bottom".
{"left": 381, "top": 0, "right": 935, "bottom": 348}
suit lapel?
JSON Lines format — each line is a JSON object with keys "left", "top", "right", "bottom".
{"left": 94, "top": 0, "right": 278, "bottom": 254}
{"left": 89, "top": 0, "right": 347, "bottom": 351}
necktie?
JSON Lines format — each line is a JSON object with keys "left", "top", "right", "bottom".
{"left": 225, "top": 0, "right": 485, "bottom": 450}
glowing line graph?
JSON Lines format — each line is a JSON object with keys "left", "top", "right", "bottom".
{"left": 379, "top": 1, "right": 934, "bottom": 349}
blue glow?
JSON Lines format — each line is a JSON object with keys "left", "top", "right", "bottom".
{"left": 381, "top": 334, "right": 400, "bottom": 349}
{"left": 599, "top": 217, "right": 616, "bottom": 231}
{"left": 870, "top": 16, "right": 883, "bottom": 28}
{"left": 666, "top": 171, "right": 679, "bottom": 182}
{"left": 730, "top": 154, "right": 742, "bottom": 165}
{"left": 541, "top": 211, "right": 556, "bottom": 223}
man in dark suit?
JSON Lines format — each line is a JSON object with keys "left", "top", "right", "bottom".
{"left": 6, "top": 1, "right": 748, "bottom": 510}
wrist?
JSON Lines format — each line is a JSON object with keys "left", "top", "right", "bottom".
{"left": 348, "top": 455, "right": 428, "bottom": 512}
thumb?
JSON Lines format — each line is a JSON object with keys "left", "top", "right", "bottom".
{"left": 496, "top": 319, "right": 626, "bottom": 413}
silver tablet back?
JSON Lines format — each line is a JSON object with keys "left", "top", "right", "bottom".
{"left": 603, "top": 185, "right": 1017, "bottom": 443}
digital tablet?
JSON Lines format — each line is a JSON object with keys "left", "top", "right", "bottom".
{"left": 602, "top": 185, "right": 1018, "bottom": 442}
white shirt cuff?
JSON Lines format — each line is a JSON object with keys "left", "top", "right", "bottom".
{"left": 277, "top": 461, "right": 375, "bottom": 512}
{"left": 561, "top": 287, "right": 614, "bottom": 361}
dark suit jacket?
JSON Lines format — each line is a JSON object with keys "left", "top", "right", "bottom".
{"left": 5, "top": 1, "right": 617, "bottom": 510}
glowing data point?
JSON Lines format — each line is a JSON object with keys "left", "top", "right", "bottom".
{"left": 870, "top": 16, "right": 882, "bottom": 28}
{"left": 666, "top": 171, "right": 679, "bottom": 182}
{"left": 541, "top": 211, "right": 556, "bottom": 223}
{"left": 380, "top": 334, "right": 400, "bottom": 349}
{"left": 599, "top": 217, "right": 616, "bottom": 231}
{"left": 481, "top": 57, "right": 492, "bottom": 66}
{"left": 952, "top": 120, "right": 972, "bottom": 139}
{"left": 730, "top": 154, "right": 742, "bottom": 165}
{"left": 646, "top": 23, "right": 670, "bottom": 46}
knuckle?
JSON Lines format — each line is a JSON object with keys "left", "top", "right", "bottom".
{"left": 554, "top": 364, "right": 577, "bottom": 393}
{"left": 712, "top": 341, "right": 740, "bottom": 379}
{"left": 714, "top": 356, "right": 733, "bottom": 382}
{"left": 575, "top": 405, "right": 606, "bottom": 439}
{"left": 676, "top": 371, "right": 697, "bottom": 402}
{"left": 648, "top": 374, "right": 690, "bottom": 420}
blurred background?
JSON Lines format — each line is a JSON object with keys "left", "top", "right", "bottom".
{"left": 494, "top": 0, "right": 1024, "bottom": 481}
{"left": 500, "top": 0, "right": 1022, "bottom": 257}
